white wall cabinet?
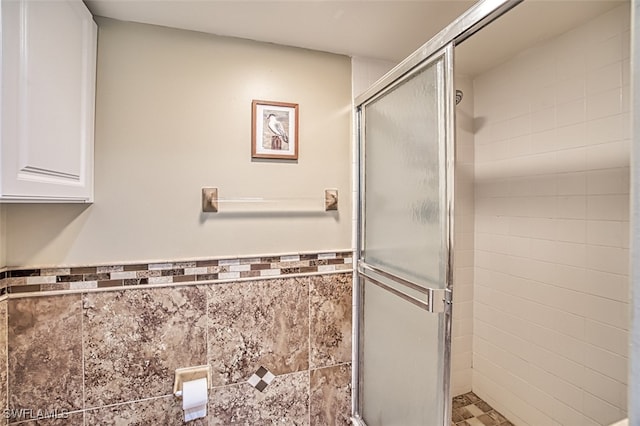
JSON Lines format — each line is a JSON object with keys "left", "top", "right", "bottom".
{"left": 1, "top": 0, "right": 96, "bottom": 202}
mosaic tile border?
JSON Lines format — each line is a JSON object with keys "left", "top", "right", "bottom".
{"left": 0, "top": 251, "right": 353, "bottom": 297}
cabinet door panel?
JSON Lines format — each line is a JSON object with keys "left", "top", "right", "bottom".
{"left": 1, "top": 0, "right": 96, "bottom": 201}
{"left": 22, "top": 0, "right": 85, "bottom": 179}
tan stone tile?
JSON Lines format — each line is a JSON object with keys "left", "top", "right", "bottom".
{"left": 207, "top": 278, "right": 309, "bottom": 386}
{"left": 134, "top": 270, "right": 161, "bottom": 279}
{"left": 195, "top": 260, "right": 218, "bottom": 268}
{"left": 484, "top": 410, "right": 508, "bottom": 424}
{"left": 310, "top": 363, "right": 351, "bottom": 426}
{"left": 122, "top": 264, "right": 148, "bottom": 272}
{"left": 452, "top": 394, "right": 471, "bottom": 409}
{"left": 476, "top": 400, "right": 493, "bottom": 413}
{"left": 97, "top": 265, "right": 124, "bottom": 273}
{"left": 464, "top": 418, "right": 486, "bottom": 426}
{"left": 70, "top": 267, "right": 97, "bottom": 275}
{"left": 85, "top": 396, "right": 206, "bottom": 426}
{"left": 40, "top": 268, "right": 70, "bottom": 276}
{"left": 0, "top": 301, "right": 6, "bottom": 417}
{"left": 309, "top": 274, "right": 352, "bottom": 369}
{"left": 209, "top": 371, "right": 308, "bottom": 425}
{"left": 467, "top": 404, "right": 484, "bottom": 417}
{"left": 466, "top": 392, "right": 481, "bottom": 403}
{"left": 452, "top": 407, "right": 474, "bottom": 423}
{"left": 5, "top": 278, "right": 25, "bottom": 287}
{"left": 83, "top": 287, "right": 207, "bottom": 407}
{"left": 8, "top": 295, "right": 83, "bottom": 412}
{"left": 272, "top": 261, "right": 311, "bottom": 269}
{"left": 477, "top": 413, "right": 501, "bottom": 426}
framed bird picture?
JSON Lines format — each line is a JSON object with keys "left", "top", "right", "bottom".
{"left": 251, "top": 100, "right": 299, "bottom": 160}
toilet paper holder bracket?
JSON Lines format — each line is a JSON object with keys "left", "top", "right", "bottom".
{"left": 173, "top": 365, "right": 211, "bottom": 397}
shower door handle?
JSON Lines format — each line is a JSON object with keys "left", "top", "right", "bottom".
{"left": 357, "top": 261, "right": 451, "bottom": 313}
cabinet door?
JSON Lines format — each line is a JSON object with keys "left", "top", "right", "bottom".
{"left": 1, "top": 0, "right": 96, "bottom": 201}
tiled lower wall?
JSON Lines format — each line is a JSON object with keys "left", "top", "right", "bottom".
{"left": 0, "top": 251, "right": 352, "bottom": 425}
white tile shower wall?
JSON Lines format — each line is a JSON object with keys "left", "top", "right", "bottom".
{"left": 472, "top": 5, "right": 630, "bottom": 426}
{"left": 453, "top": 74, "right": 475, "bottom": 396}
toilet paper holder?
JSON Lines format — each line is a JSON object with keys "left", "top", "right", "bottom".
{"left": 173, "top": 365, "right": 211, "bottom": 397}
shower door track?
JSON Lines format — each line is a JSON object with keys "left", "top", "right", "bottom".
{"left": 353, "top": 0, "right": 523, "bottom": 108}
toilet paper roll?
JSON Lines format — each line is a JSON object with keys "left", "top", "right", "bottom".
{"left": 182, "top": 377, "right": 208, "bottom": 422}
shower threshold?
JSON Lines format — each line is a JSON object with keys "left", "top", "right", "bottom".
{"left": 452, "top": 392, "right": 514, "bottom": 426}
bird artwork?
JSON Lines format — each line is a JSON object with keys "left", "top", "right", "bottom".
{"left": 266, "top": 113, "right": 288, "bottom": 150}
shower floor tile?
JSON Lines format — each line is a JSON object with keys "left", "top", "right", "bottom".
{"left": 451, "top": 392, "right": 514, "bottom": 426}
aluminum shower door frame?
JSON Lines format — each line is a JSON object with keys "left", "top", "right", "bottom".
{"left": 352, "top": 1, "right": 523, "bottom": 425}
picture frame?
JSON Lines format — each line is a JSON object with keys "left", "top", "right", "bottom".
{"left": 251, "top": 100, "right": 299, "bottom": 160}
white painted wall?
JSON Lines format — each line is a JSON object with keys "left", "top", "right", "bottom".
{"left": 351, "top": 57, "right": 396, "bottom": 100}
{"left": 473, "top": 5, "right": 630, "bottom": 425}
{"left": 4, "top": 18, "right": 352, "bottom": 268}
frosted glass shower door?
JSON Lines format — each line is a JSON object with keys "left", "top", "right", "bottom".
{"left": 356, "top": 45, "right": 453, "bottom": 426}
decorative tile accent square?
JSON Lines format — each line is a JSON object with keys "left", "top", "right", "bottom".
{"left": 207, "top": 277, "right": 309, "bottom": 386}
{"left": 452, "top": 392, "right": 513, "bottom": 426}
{"left": 247, "top": 366, "right": 275, "bottom": 392}
{"left": 83, "top": 287, "right": 207, "bottom": 407}
{"left": 209, "top": 370, "right": 309, "bottom": 425}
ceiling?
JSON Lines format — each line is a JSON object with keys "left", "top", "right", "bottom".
{"left": 456, "top": 0, "right": 627, "bottom": 76}
{"left": 86, "top": 0, "right": 627, "bottom": 72}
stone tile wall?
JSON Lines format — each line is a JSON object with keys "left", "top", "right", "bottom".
{"left": 0, "top": 251, "right": 352, "bottom": 425}
{"left": 0, "top": 301, "right": 6, "bottom": 425}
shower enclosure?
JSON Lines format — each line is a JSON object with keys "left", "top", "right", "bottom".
{"left": 355, "top": 45, "right": 454, "bottom": 426}
{"left": 352, "top": 1, "right": 521, "bottom": 425}
{"left": 355, "top": 0, "right": 633, "bottom": 424}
